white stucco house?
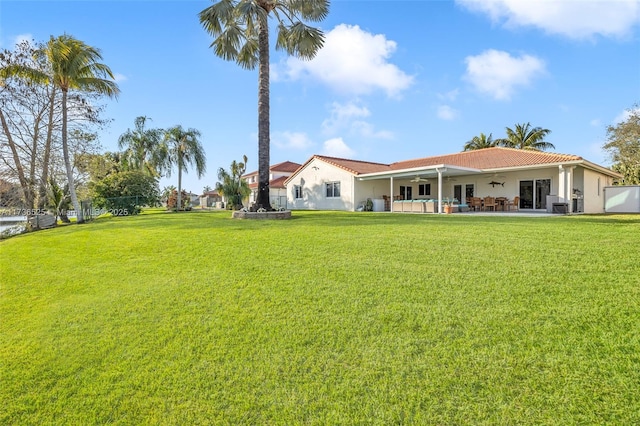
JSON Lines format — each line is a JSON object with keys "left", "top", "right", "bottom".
{"left": 243, "top": 161, "right": 301, "bottom": 209}
{"left": 284, "top": 147, "right": 622, "bottom": 214}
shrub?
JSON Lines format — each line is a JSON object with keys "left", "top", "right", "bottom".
{"left": 91, "top": 171, "right": 159, "bottom": 216}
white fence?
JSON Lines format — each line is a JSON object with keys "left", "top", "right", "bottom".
{"left": 604, "top": 186, "right": 640, "bottom": 213}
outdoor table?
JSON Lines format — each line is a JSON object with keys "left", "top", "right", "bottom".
{"left": 495, "top": 198, "right": 508, "bottom": 211}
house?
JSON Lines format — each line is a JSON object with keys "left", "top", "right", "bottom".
{"left": 243, "top": 161, "right": 301, "bottom": 209}
{"left": 200, "top": 190, "right": 223, "bottom": 209}
{"left": 284, "top": 147, "right": 622, "bottom": 214}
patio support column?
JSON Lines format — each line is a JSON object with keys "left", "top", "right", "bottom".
{"left": 390, "top": 176, "right": 394, "bottom": 210}
{"left": 558, "top": 165, "right": 568, "bottom": 204}
{"left": 567, "top": 166, "right": 575, "bottom": 213}
{"left": 436, "top": 168, "right": 444, "bottom": 214}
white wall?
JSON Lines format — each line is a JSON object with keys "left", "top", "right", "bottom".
{"left": 604, "top": 185, "right": 640, "bottom": 213}
{"left": 583, "top": 169, "right": 613, "bottom": 213}
{"left": 287, "top": 158, "right": 356, "bottom": 210}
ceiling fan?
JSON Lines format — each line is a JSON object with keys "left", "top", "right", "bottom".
{"left": 445, "top": 176, "right": 458, "bottom": 182}
{"left": 485, "top": 172, "right": 506, "bottom": 179}
{"left": 410, "top": 175, "right": 430, "bottom": 183}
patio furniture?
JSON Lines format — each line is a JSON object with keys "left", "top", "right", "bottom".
{"left": 483, "top": 196, "right": 496, "bottom": 211}
{"left": 470, "top": 197, "right": 482, "bottom": 212}
{"left": 507, "top": 196, "right": 520, "bottom": 211}
{"left": 411, "top": 200, "right": 425, "bottom": 213}
{"left": 495, "top": 197, "right": 508, "bottom": 211}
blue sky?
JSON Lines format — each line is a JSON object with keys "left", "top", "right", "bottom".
{"left": 2, "top": 0, "right": 639, "bottom": 194}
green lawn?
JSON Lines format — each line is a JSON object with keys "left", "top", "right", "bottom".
{"left": 1, "top": 210, "right": 639, "bottom": 424}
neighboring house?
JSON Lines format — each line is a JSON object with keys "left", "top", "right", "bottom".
{"left": 200, "top": 190, "right": 223, "bottom": 208}
{"left": 243, "top": 161, "right": 301, "bottom": 209}
{"left": 187, "top": 192, "right": 200, "bottom": 208}
{"left": 284, "top": 147, "right": 622, "bottom": 214}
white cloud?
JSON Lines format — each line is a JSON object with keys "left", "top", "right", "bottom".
{"left": 437, "top": 89, "right": 460, "bottom": 102}
{"left": 613, "top": 107, "right": 640, "bottom": 125}
{"left": 272, "top": 131, "right": 314, "bottom": 150}
{"left": 590, "top": 119, "right": 602, "bottom": 127}
{"left": 322, "top": 101, "right": 393, "bottom": 139}
{"left": 437, "top": 105, "right": 459, "bottom": 121}
{"left": 277, "top": 24, "right": 414, "bottom": 97}
{"left": 456, "top": 0, "right": 640, "bottom": 39}
{"left": 322, "top": 137, "right": 356, "bottom": 158}
{"left": 322, "top": 101, "right": 370, "bottom": 133}
{"left": 350, "top": 121, "right": 394, "bottom": 139}
{"left": 13, "top": 33, "right": 33, "bottom": 47}
{"left": 113, "top": 73, "right": 128, "bottom": 83}
{"left": 464, "top": 49, "right": 546, "bottom": 100}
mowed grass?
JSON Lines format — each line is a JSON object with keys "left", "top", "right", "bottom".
{"left": 1, "top": 210, "right": 639, "bottom": 424}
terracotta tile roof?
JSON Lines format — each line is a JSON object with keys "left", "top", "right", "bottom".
{"left": 244, "top": 160, "right": 302, "bottom": 177}
{"left": 390, "top": 147, "right": 584, "bottom": 171}
{"left": 270, "top": 175, "right": 288, "bottom": 189}
{"left": 202, "top": 190, "right": 220, "bottom": 196}
{"left": 247, "top": 175, "right": 288, "bottom": 190}
{"left": 312, "top": 155, "right": 391, "bottom": 175}
{"left": 270, "top": 161, "right": 302, "bottom": 173}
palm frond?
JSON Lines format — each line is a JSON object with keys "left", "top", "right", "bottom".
{"left": 213, "top": 25, "right": 245, "bottom": 61}
{"left": 283, "top": 0, "right": 329, "bottom": 22}
{"left": 199, "top": 0, "right": 238, "bottom": 36}
{"left": 276, "top": 22, "right": 324, "bottom": 59}
{"left": 237, "top": 37, "right": 260, "bottom": 69}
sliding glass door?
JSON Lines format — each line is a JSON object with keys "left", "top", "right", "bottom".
{"left": 454, "top": 184, "right": 474, "bottom": 203}
{"left": 519, "top": 179, "right": 551, "bottom": 210}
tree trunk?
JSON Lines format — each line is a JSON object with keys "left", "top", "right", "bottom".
{"left": 0, "top": 107, "right": 34, "bottom": 211}
{"left": 62, "top": 89, "right": 84, "bottom": 223}
{"left": 255, "top": 16, "right": 272, "bottom": 211}
{"left": 38, "top": 85, "right": 56, "bottom": 210}
{"left": 177, "top": 153, "right": 183, "bottom": 211}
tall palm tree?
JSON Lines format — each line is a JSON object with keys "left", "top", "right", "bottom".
{"left": 497, "top": 122, "right": 555, "bottom": 151}
{"left": 160, "top": 126, "right": 207, "bottom": 211}
{"left": 463, "top": 132, "right": 497, "bottom": 151}
{"left": 118, "top": 116, "right": 163, "bottom": 176}
{"left": 2, "top": 34, "right": 120, "bottom": 223}
{"left": 200, "top": 0, "right": 328, "bottom": 210}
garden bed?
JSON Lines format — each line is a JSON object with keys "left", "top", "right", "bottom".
{"left": 232, "top": 210, "right": 292, "bottom": 219}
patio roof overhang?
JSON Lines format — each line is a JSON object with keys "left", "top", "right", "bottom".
{"left": 356, "top": 164, "right": 482, "bottom": 181}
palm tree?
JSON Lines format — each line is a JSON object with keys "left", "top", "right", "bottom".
{"left": 118, "top": 116, "right": 163, "bottom": 176}
{"left": 497, "top": 122, "right": 555, "bottom": 151}
{"left": 160, "top": 126, "right": 206, "bottom": 211}
{"left": 215, "top": 155, "right": 251, "bottom": 210}
{"left": 200, "top": 0, "right": 328, "bottom": 211}
{"left": 463, "top": 132, "right": 497, "bottom": 151}
{"left": 2, "top": 34, "right": 119, "bottom": 223}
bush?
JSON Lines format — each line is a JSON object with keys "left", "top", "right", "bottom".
{"left": 91, "top": 171, "right": 159, "bottom": 216}
{"left": 166, "top": 189, "right": 191, "bottom": 211}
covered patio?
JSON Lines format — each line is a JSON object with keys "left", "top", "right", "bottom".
{"left": 357, "top": 163, "right": 483, "bottom": 214}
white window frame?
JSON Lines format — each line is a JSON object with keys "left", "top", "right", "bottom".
{"left": 325, "top": 181, "right": 341, "bottom": 198}
{"left": 294, "top": 185, "right": 303, "bottom": 199}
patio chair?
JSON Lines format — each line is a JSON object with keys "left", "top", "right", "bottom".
{"left": 483, "top": 196, "right": 496, "bottom": 211}
{"left": 470, "top": 197, "right": 482, "bottom": 212}
{"left": 507, "top": 196, "right": 520, "bottom": 211}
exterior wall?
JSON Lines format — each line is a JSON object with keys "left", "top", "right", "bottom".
{"left": 353, "top": 180, "right": 391, "bottom": 210}
{"left": 583, "top": 168, "right": 613, "bottom": 213}
{"left": 287, "top": 159, "right": 355, "bottom": 210}
{"left": 387, "top": 167, "right": 558, "bottom": 205}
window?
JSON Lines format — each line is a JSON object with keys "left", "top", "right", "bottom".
{"left": 399, "top": 185, "right": 412, "bottom": 200}
{"left": 294, "top": 185, "right": 303, "bottom": 199}
{"left": 325, "top": 181, "right": 341, "bottom": 198}
{"left": 418, "top": 183, "right": 431, "bottom": 196}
